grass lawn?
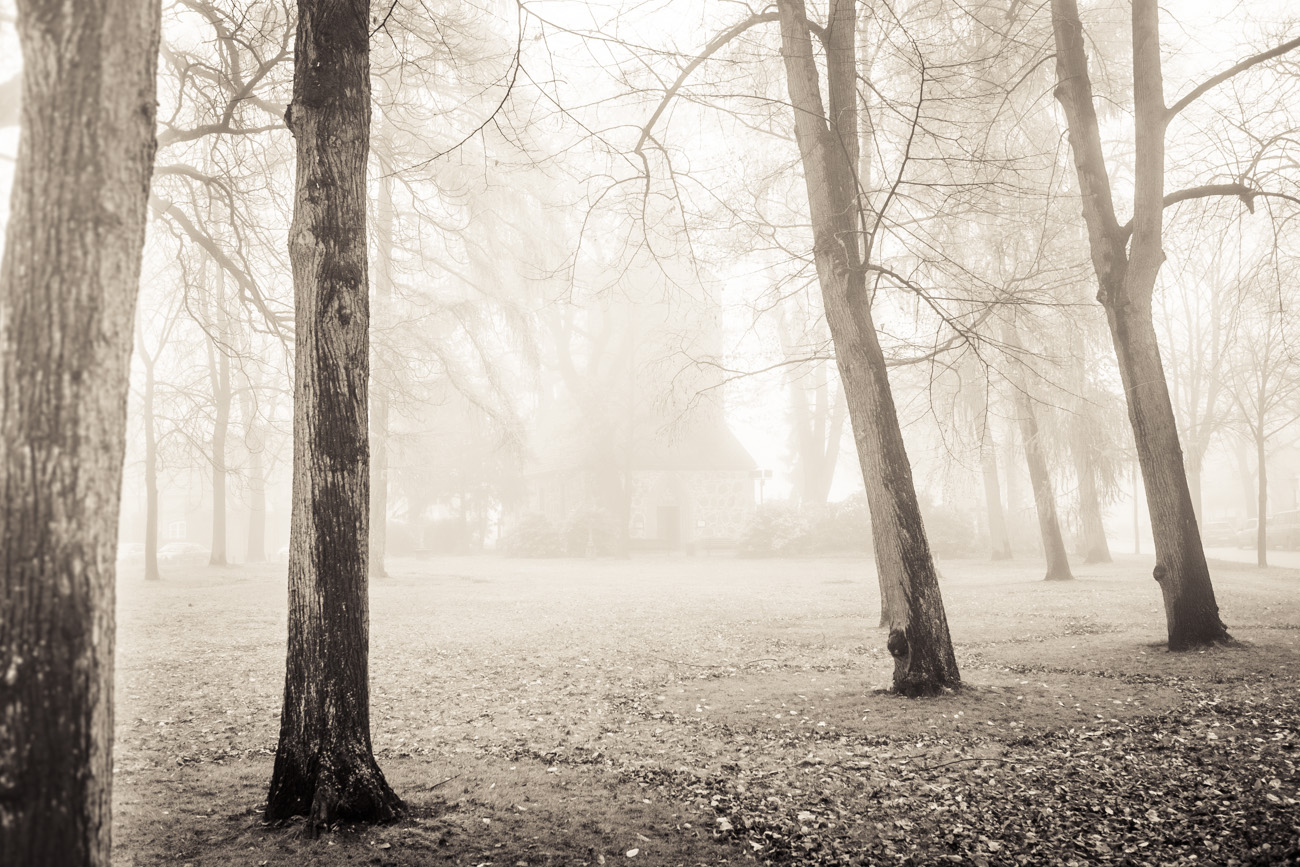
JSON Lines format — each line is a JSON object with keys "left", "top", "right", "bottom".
{"left": 112, "top": 552, "right": 1300, "bottom": 866}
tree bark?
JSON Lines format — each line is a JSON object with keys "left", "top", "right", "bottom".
{"left": 266, "top": 0, "right": 404, "bottom": 827}
{"left": 777, "top": 0, "right": 959, "bottom": 695}
{"left": 1050, "top": 0, "right": 1228, "bottom": 648}
{"left": 0, "top": 0, "right": 159, "bottom": 861}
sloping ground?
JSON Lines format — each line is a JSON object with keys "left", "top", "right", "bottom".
{"left": 111, "top": 554, "right": 1300, "bottom": 865}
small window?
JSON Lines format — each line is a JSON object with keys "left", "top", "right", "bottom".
{"left": 167, "top": 520, "right": 186, "bottom": 540}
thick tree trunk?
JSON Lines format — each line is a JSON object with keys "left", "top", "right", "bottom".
{"left": 266, "top": 0, "right": 403, "bottom": 827}
{"left": 1256, "top": 430, "right": 1268, "bottom": 568}
{"left": 0, "top": 0, "right": 159, "bottom": 862}
{"left": 140, "top": 340, "right": 162, "bottom": 582}
{"left": 1051, "top": 0, "right": 1228, "bottom": 648}
{"left": 778, "top": 0, "right": 959, "bottom": 695}
{"left": 1105, "top": 299, "right": 1227, "bottom": 646}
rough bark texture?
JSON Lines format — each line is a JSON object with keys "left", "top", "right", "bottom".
{"left": 0, "top": 0, "right": 160, "bottom": 861}
{"left": 266, "top": 0, "right": 404, "bottom": 827}
{"left": 1051, "top": 0, "right": 1228, "bottom": 648}
{"left": 1002, "top": 323, "right": 1072, "bottom": 581}
{"left": 777, "top": 0, "right": 959, "bottom": 696}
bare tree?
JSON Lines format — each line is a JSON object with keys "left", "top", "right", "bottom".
{"left": 1049, "top": 0, "right": 1300, "bottom": 647}
{"left": 265, "top": 0, "right": 404, "bottom": 826}
{"left": 777, "top": 0, "right": 959, "bottom": 695}
{"left": 0, "top": 0, "right": 160, "bottom": 861}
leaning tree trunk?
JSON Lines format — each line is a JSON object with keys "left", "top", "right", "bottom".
{"left": 778, "top": 0, "right": 959, "bottom": 696}
{"left": 1012, "top": 390, "right": 1073, "bottom": 580}
{"left": 0, "top": 0, "right": 159, "bottom": 862}
{"left": 265, "top": 0, "right": 404, "bottom": 827}
{"left": 1003, "top": 323, "right": 1072, "bottom": 580}
{"left": 1051, "top": 0, "right": 1228, "bottom": 648}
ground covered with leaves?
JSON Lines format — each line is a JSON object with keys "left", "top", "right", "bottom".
{"left": 112, "top": 553, "right": 1300, "bottom": 866}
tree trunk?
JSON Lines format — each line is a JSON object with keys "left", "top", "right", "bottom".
{"left": 266, "top": 0, "right": 404, "bottom": 827}
{"left": 0, "top": 0, "right": 159, "bottom": 861}
{"left": 369, "top": 157, "right": 394, "bottom": 578}
{"left": 140, "top": 336, "right": 163, "bottom": 582}
{"left": 1003, "top": 323, "right": 1072, "bottom": 580}
{"left": 978, "top": 396, "right": 1012, "bottom": 560}
{"left": 1256, "top": 429, "right": 1268, "bottom": 568}
{"left": 1070, "top": 419, "right": 1112, "bottom": 564}
{"left": 1050, "top": 0, "right": 1228, "bottom": 648}
{"left": 777, "top": 0, "right": 959, "bottom": 695}
{"left": 243, "top": 389, "right": 267, "bottom": 563}
{"left": 208, "top": 330, "right": 230, "bottom": 566}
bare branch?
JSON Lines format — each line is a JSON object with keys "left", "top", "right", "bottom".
{"left": 1166, "top": 35, "right": 1300, "bottom": 122}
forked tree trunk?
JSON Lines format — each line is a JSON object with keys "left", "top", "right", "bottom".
{"left": 1051, "top": 0, "right": 1228, "bottom": 648}
{"left": 266, "top": 0, "right": 403, "bottom": 827}
{"left": 777, "top": 0, "right": 959, "bottom": 695}
{"left": 0, "top": 0, "right": 159, "bottom": 862}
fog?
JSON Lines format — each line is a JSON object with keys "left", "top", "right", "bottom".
{"left": 4, "top": 0, "right": 1300, "bottom": 860}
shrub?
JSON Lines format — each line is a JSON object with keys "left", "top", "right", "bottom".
{"left": 563, "top": 507, "right": 620, "bottom": 556}
{"left": 502, "top": 512, "right": 565, "bottom": 558}
{"left": 737, "top": 502, "right": 809, "bottom": 557}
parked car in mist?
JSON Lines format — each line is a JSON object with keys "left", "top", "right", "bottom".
{"left": 158, "top": 541, "right": 209, "bottom": 567}
{"left": 1236, "top": 519, "right": 1257, "bottom": 548}
{"left": 1271, "top": 510, "right": 1300, "bottom": 550}
{"left": 1200, "top": 521, "right": 1237, "bottom": 547}
{"left": 116, "top": 542, "right": 146, "bottom": 564}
